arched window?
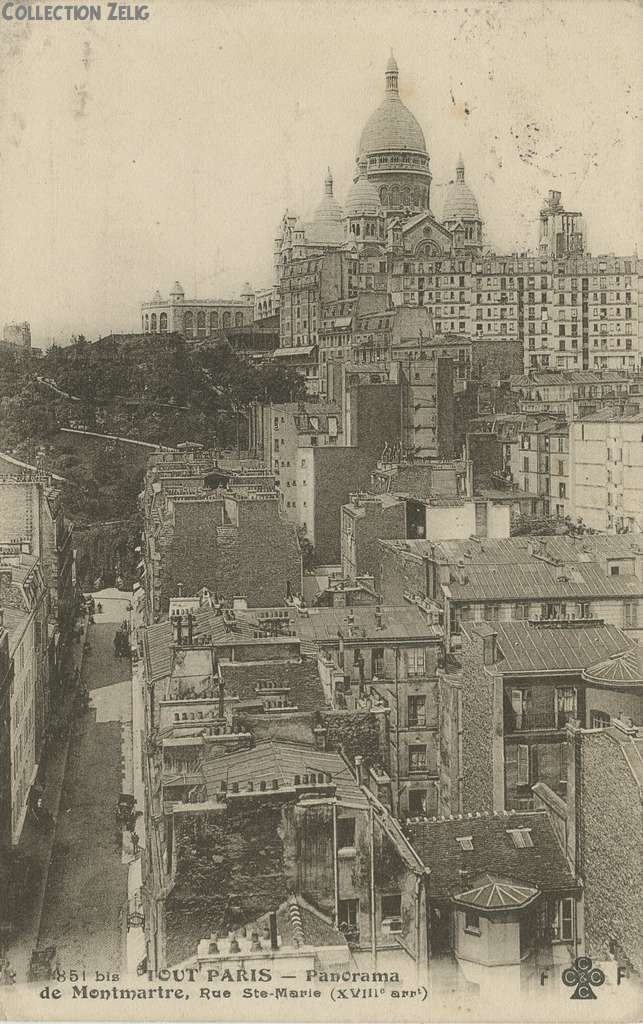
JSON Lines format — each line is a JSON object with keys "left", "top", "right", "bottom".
{"left": 184, "top": 310, "right": 194, "bottom": 337}
{"left": 402, "top": 187, "right": 411, "bottom": 208}
{"left": 159, "top": 312, "right": 167, "bottom": 332}
{"left": 380, "top": 186, "right": 389, "bottom": 205}
{"left": 144, "top": 314, "right": 149, "bottom": 332}
{"left": 197, "top": 311, "right": 206, "bottom": 336}
{"left": 223, "top": 311, "right": 231, "bottom": 328}
{"left": 210, "top": 311, "right": 219, "bottom": 330}
{"left": 235, "top": 312, "right": 243, "bottom": 327}
{"left": 150, "top": 313, "right": 157, "bottom": 332}
{"left": 390, "top": 186, "right": 400, "bottom": 208}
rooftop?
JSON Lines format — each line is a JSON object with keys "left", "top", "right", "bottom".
{"left": 404, "top": 810, "right": 577, "bottom": 900}
{"left": 220, "top": 660, "right": 326, "bottom": 711}
{"left": 293, "top": 604, "right": 441, "bottom": 643}
{"left": 445, "top": 561, "right": 641, "bottom": 602}
{"left": 202, "top": 740, "right": 367, "bottom": 805}
{"left": 510, "top": 370, "right": 632, "bottom": 388}
{"left": 582, "top": 643, "right": 643, "bottom": 687}
{"left": 463, "top": 619, "right": 633, "bottom": 676}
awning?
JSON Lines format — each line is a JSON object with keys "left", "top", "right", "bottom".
{"left": 272, "top": 346, "right": 316, "bottom": 357}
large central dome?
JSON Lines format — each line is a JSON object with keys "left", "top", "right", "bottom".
{"left": 358, "top": 53, "right": 427, "bottom": 156}
{"left": 355, "top": 53, "right": 432, "bottom": 217}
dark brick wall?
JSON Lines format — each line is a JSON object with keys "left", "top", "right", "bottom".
{"left": 579, "top": 731, "right": 643, "bottom": 972}
{"left": 379, "top": 543, "right": 427, "bottom": 605}
{"left": 161, "top": 499, "right": 301, "bottom": 610}
{"left": 353, "top": 503, "right": 406, "bottom": 579}
{"left": 312, "top": 448, "right": 363, "bottom": 565}
{"left": 459, "top": 629, "right": 497, "bottom": 813}
{"left": 468, "top": 432, "right": 503, "bottom": 491}
{"left": 349, "top": 383, "right": 402, "bottom": 461}
{"left": 472, "top": 338, "right": 524, "bottom": 383}
{"left": 436, "top": 358, "right": 455, "bottom": 459}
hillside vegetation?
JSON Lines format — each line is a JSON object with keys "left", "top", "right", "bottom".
{"left": 0, "top": 333, "right": 304, "bottom": 527}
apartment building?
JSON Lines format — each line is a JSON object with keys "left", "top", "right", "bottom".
{"left": 569, "top": 408, "right": 643, "bottom": 533}
{"left": 0, "top": 555, "right": 50, "bottom": 844}
{"left": 379, "top": 534, "right": 643, "bottom": 649}
{"left": 452, "top": 618, "right": 638, "bottom": 813}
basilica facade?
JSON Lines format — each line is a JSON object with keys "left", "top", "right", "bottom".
{"left": 275, "top": 51, "right": 485, "bottom": 276}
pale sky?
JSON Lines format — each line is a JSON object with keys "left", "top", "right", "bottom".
{"left": 0, "top": 0, "right": 641, "bottom": 347}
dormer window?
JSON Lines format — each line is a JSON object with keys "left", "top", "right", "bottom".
{"left": 455, "top": 836, "right": 473, "bottom": 851}
{"left": 507, "top": 827, "right": 533, "bottom": 849}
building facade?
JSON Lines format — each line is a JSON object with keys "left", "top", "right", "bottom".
{"left": 141, "top": 281, "right": 255, "bottom": 336}
{"left": 569, "top": 409, "right": 643, "bottom": 533}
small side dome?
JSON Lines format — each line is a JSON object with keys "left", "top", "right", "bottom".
{"left": 442, "top": 156, "right": 480, "bottom": 221}
{"left": 308, "top": 168, "right": 345, "bottom": 245}
{"left": 345, "top": 159, "right": 383, "bottom": 218}
{"left": 170, "top": 280, "right": 185, "bottom": 296}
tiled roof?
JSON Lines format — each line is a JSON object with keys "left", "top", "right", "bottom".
{"left": 203, "top": 740, "right": 366, "bottom": 805}
{"left": 143, "top": 606, "right": 272, "bottom": 682}
{"left": 404, "top": 811, "right": 576, "bottom": 899}
{"left": 466, "top": 620, "right": 632, "bottom": 675}
{"left": 221, "top": 660, "right": 326, "bottom": 711}
{"left": 252, "top": 896, "right": 348, "bottom": 949}
{"left": 445, "top": 562, "right": 641, "bottom": 602}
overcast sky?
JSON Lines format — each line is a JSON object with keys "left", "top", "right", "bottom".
{"left": 0, "top": 0, "right": 641, "bottom": 347}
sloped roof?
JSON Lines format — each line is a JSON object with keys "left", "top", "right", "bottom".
{"left": 221, "top": 660, "right": 326, "bottom": 711}
{"left": 202, "top": 740, "right": 366, "bottom": 805}
{"left": 453, "top": 874, "right": 539, "bottom": 911}
{"left": 582, "top": 644, "right": 643, "bottom": 687}
{"left": 404, "top": 810, "right": 576, "bottom": 899}
{"left": 446, "top": 562, "right": 641, "bottom": 602}
{"left": 466, "top": 620, "right": 632, "bottom": 675}
{"left": 294, "top": 604, "right": 441, "bottom": 643}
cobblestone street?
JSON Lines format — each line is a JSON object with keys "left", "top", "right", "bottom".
{"left": 37, "top": 594, "right": 132, "bottom": 974}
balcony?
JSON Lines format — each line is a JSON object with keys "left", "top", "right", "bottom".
{"left": 505, "top": 709, "right": 576, "bottom": 733}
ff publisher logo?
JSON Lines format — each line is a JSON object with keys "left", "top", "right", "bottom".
{"left": 562, "top": 956, "right": 606, "bottom": 999}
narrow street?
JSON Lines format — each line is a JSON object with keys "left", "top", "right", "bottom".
{"left": 36, "top": 592, "right": 133, "bottom": 974}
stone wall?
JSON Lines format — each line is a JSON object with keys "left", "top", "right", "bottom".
{"left": 351, "top": 502, "right": 406, "bottom": 579}
{"left": 160, "top": 498, "right": 301, "bottom": 610}
{"left": 379, "top": 543, "right": 427, "bottom": 605}
{"left": 578, "top": 730, "right": 643, "bottom": 972}
{"left": 459, "top": 628, "right": 498, "bottom": 813}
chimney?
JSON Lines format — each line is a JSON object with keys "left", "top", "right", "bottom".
{"left": 218, "top": 677, "right": 225, "bottom": 719}
{"left": 171, "top": 612, "right": 182, "bottom": 644}
{"left": 186, "top": 611, "right": 194, "bottom": 644}
{"left": 177, "top": 582, "right": 184, "bottom": 598}
{"left": 269, "top": 912, "right": 279, "bottom": 951}
{"left": 375, "top": 605, "right": 383, "bottom": 629}
{"left": 354, "top": 755, "right": 364, "bottom": 786}
{"left": 313, "top": 725, "right": 327, "bottom": 751}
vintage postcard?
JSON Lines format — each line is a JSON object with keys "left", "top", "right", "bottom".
{"left": 0, "top": 0, "right": 641, "bottom": 1021}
